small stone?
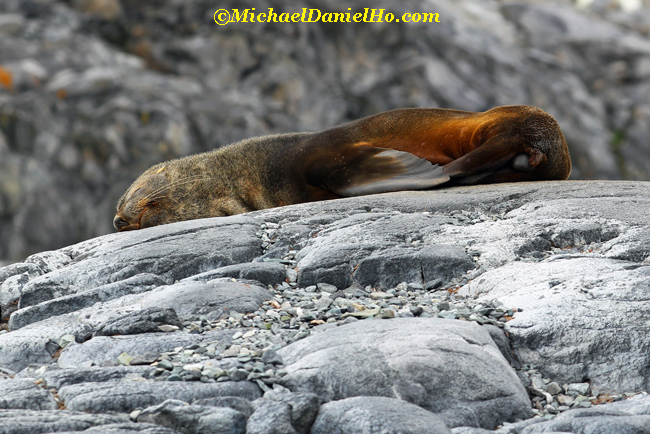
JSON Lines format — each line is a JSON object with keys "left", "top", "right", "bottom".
{"left": 223, "top": 345, "right": 241, "bottom": 357}
{"left": 183, "top": 363, "right": 203, "bottom": 373}
{"left": 317, "top": 283, "right": 338, "bottom": 293}
{"left": 158, "top": 359, "right": 174, "bottom": 370}
{"left": 262, "top": 349, "right": 284, "bottom": 365}
{"left": 58, "top": 334, "right": 76, "bottom": 348}
{"left": 229, "top": 368, "right": 249, "bottom": 381}
{"left": 437, "top": 311, "right": 456, "bottom": 319}
{"left": 286, "top": 268, "right": 298, "bottom": 283}
{"left": 557, "top": 394, "right": 574, "bottom": 406}
{"left": 116, "top": 352, "right": 133, "bottom": 366}
{"left": 158, "top": 325, "right": 179, "bottom": 332}
{"left": 566, "top": 382, "right": 590, "bottom": 396}
{"left": 546, "top": 381, "right": 562, "bottom": 395}
{"left": 130, "top": 352, "right": 160, "bottom": 365}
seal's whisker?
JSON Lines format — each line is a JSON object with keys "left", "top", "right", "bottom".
{"left": 142, "top": 174, "right": 210, "bottom": 201}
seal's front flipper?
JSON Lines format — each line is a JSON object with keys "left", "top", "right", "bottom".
{"left": 324, "top": 147, "right": 450, "bottom": 197}
{"left": 442, "top": 138, "right": 546, "bottom": 184}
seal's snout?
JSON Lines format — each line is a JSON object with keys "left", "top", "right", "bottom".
{"left": 113, "top": 215, "right": 129, "bottom": 231}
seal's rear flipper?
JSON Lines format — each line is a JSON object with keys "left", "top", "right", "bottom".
{"left": 324, "top": 148, "right": 450, "bottom": 197}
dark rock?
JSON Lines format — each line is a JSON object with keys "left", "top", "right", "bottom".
{"left": 352, "top": 245, "right": 476, "bottom": 289}
{"left": 184, "top": 262, "right": 287, "bottom": 287}
{"left": 278, "top": 318, "right": 531, "bottom": 429}
{"left": 296, "top": 213, "right": 475, "bottom": 289}
{"left": 0, "top": 409, "right": 129, "bottom": 433}
{"left": 0, "top": 378, "right": 57, "bottom": 410}
{"left": 16, "top": 217, "right": 262, "bottom": 309}
{"left": 0, "top": 262, "right": 43, "bottom": 320}
{"left": 246, "top": 399, "right": 297, "bottom": 434}
{"left": 136, "top": 399, "right": 246, "bottom": 434}
{"left": 51, "top": 423, "right": 182, "bottom": 434}
{"left": 310, "top": 396, "right": 452, "bottom": 434}
{"left": 262, "top": 389, "right": 321, "bottom": 434}
{"left": 8, "top": 274, "right": 169, "bottom": 330}
{"left": 192, "top": 396, "right": 255, "bottom": 418}
{"left": 0, "top": 317, "right": 94, "bottom": 372}
{"left": 57, "top": 330, "right": 234, "bottom": 369}
{"left": 261, "top": 349, "right": 283, "bottom": 366}
{"left": 139, "top": 279, "right": 272, "bottom": 320}
{"left": 495, "top": 393, "right": 650, "bottom": 434}
{"left": 59, "top": 381, "right": 262, "bottom": 413}
{"left": 39, "top": 365, "right": 156, "bottom": 389}
{"left": 94, "top": 307, "right": 182, "bottom": 336}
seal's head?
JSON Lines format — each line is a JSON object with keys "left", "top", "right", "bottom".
{"left": 113, "top": 164, "right": 182, "bottom": 231}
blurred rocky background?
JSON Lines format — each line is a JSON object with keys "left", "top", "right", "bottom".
{"left": 0, "top": 0, "right": 649, "bottom": 262}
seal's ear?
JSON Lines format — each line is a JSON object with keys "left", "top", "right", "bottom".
{"left": 322, "top": 146, "right": 450, "bottom": 197}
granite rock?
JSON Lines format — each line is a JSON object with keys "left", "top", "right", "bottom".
{"left": 0, "top": 181, "right": 648, "bottom": 433}
{"left": 278, "top": 317, "right": 531, "bottom": 429}
{"left": 311, "top": 396, "right": 452, "bottom": 434}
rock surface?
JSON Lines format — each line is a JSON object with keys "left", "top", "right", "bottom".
{"left": 278, "top": 318, "right": 531, "bottom": 429}
{"left": 1, "top": 0, "right": 650, "bottom": 261}
{"left": 1, "top": 181, "right": 649, "bottom": 433}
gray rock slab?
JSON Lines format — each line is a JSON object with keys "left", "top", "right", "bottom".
{"left": 57, "top": 330, "right": 234, "bottom": 369}
{"left": 0, "top": 409, "right": 129, "bottom": 434}
{"left": 493, "top": 392, "right": 650, "bottom": 434}
{"left": 278, "top": 318, "right": 531, "bottom": 429}
{"left": 0, "top": 262, "right": 43, "bottom": 320}
{"left": 94, "top": 307, "right": 182, "bottom": 336}
{"left": 262, "top": 389, "right": 321, "bottom": 434}
{"left": 0, "top": 378, "right": 57, "bottom": 410}
{"left": 9, "top": 273, "right": 168, "bottom": 330}
{"left": 38, "top": 366, "right": 157, "bottom": 390}
{"left": 310, "top": 396, "right": 451, "bottom": 434}
{"left": 59, "top": 381, "right": 262, "bottom": 413}
{"left": 459, "top": 257, "right": 650, "bottom": 392}
{"left": 353, "top": 244, "right": 476, "bottom": 289}
{"left": 183, "top": 262, "right": 287, "bottom": 287}
{"left": 246, "top": 399, "right": 297, "bottom": 434}
{"left": 136, "top": 399, "right": 246, "bottom": 434}
{"left": 0, "top": 317, "right": 94, "bottom": 372}
{"left": 52, "top": 423, "right": 181, "bottom": 434}
{"left": 451, "top": 428, "right": 493, "bottom": 434}
{"left": 17, "top": 216, "right": 262, "bottom": 309}
{"left": 192, "top": 396, "right": 254, "bottom": 418}
{"left": 294, "top": 212, "right": 475, "bottom": 289}
{"left": 140, "top": 279, "right": 272, "bottom": 320}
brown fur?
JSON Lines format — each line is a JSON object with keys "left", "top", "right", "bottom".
{"left": 114, "top": 105, "right": 571, "bottom": 231}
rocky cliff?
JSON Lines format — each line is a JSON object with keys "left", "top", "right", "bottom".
{"left": 1, "top": 0, "right": 650, "bottom": 261}
{"left": 1, "top": 181, "right": 650, "bottom": 433}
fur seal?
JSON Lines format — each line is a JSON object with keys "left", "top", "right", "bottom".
{"left": 114, "top": 105, "right": 571, "bottom": 231}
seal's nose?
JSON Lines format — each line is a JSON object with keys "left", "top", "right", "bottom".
{"left": 113, "top": 215, "right": 129, "bottom": 231}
